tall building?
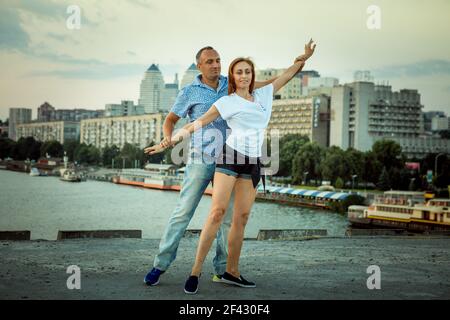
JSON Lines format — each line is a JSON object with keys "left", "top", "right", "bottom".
{"left": 161, "top": 74, "right": 179, "bottom": 112}
{"left": 353, "top": 70, "right": 374, "bottom": 82}
{"left": 256, "top": 68, "right": 302, "bottom": 99}
{"left": 423, "top": 111, "right": 446, "bottom": 132}
{"left": 80, "top": 114, "right": 163, "bottom": 150}
{"left": 8, "top": 108, "right": 32, "bottom": 141}
{"left": 387, "top": 136, "right": 450, "bottom": 159}
{"left": 37, "top": 102, "right": 55, "bottom": 122}
{"left": 297, "top": 70, "right": 320, "bottom": 88}
{"left": 267, "top": 95, "right": 330, "bottom": 147}
{"left": 328, "top": 81, "right": 449, "bottom": 158}
{"left": 303, "top": 77, "right": 338, "bottom": 96}
{"left": 139, "top": 64, "right": 165, "bottom": 114}
{"left": 37, "top": 102, "right": 103, "bottom": 122}
{"left": 105, "top": 100, "right": 144, "bottom": 117}
{"left": 180, "top": 63, "right": 200, "bottom": 89}
{"left": 16, "top": 121, "right": 80, "bottom": 144}
{"left": 431, "top": 115, "right": 449, "bottom": 132}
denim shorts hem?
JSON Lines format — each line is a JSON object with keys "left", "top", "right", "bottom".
{"left": 215, "top": 167, "right": 238, "bottom": 177}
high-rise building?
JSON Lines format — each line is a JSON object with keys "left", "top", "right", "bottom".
{"left": 423, "top": 111, "right": 446, "bottom": 132}
{"left": 256, "top": 68, "right": 302, "bottom": 99}
{"left": 8, "top": 108, "right": 32, "bottom": 141}
{"left": 431, "top": 115, "right": 449, "bottom": 131}
{"left": 139, "top": 64, "right": 165, "bottom": 114}
{"left": 354, "top": 70, "right": 374, "bottom": 82}
{"left": 80, "top": 114, "right": 163, "bottom": 150}
{"left": 37, "top": 102, "right": 55, "bottom": 122}
{"left": 180, "top": 63, "right": 200, "bottom": 89}
{"left": 16, "top": 121, "right": 80, "bottom": 144}
{"left": 303, "top": 77, "right": 338, "bottom": 96}
{"left": 37, "top": 102, "right": 103, "bottom": 122}
{"left": 105, "top": 100, "right": 144, "bottom": 117}
{"left": 328, "top": 81, "right": 450, "bottom": 158}
{"left": 267, "top": 95, "right": 330, "bottom": 147}
{"left": 161, "top": 74, "right": 179, "bottom": 112}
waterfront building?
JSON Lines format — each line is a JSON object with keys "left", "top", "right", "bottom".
{"left": 80, "top": 114, "right": 163, "bottom": 149}
{"left": 139, "top": 64, "right": 165, "bottom": 114}
{"left": 16, "top": 121, "right": 80, "bottom": 144}
{"left": 268, "top": 94, "right": 330, "bottom": 147}
{"left": 8, "top": 108, "right": 32, "bottom": 141}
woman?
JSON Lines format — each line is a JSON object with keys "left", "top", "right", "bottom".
{"left": 146, "top": 39, "right": 316, "bottom": 294}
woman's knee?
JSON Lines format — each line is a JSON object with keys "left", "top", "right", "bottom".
{"left": 233, "top": 211, "right": 250, "bottom": 226}
{"left": 209, "top": 206, "right": 226, "bottom": 224}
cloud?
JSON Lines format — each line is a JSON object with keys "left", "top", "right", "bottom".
{"left": 0, "top": 7, "right": 30, "bottom": 51}
{"left": 27, "top": 63, "right": 146, "bottom": 79}
{"left": 372, "top": 60, "right": 450, "bottom": 78}
{"left": 128, "top": 0, "right": 155, "bottom": 9}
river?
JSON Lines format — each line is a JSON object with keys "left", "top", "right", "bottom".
{"left": 0, "top": 170, "right": 349, "bottom": 240}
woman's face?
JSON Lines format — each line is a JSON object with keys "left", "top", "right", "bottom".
{"left": 232, "top": 61, "right": 253, "bottom": 91}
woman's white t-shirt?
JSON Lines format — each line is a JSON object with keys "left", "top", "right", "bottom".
{"left": 214, "top": 84, "right": 273, "bottom": 157}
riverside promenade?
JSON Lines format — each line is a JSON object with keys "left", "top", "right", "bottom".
{"left": 1, "top": 236, "right": 449, "bottom": 300}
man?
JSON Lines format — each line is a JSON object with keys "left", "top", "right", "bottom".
{"left": 144, "top": 46, "right": 301, "bottom": 286}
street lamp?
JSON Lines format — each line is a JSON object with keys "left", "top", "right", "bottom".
{"left": 435, "top": 153, "right": 446, "bottom": 180}
{"left": 352, "top": 174, "right": 358, "bottom": 191}
{"left": 303, "top": 171, "right": 309, "bottom": 186}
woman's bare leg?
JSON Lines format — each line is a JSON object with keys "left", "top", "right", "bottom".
{"left": 191, "top": 172, "right": 236, "bottom": 276}
{"left": 226, "top": 178, "right": 257, "bottom": 277}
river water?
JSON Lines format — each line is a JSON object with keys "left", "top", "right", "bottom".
{"left": 0, "top": 170, "right": 349, "bottom": 240}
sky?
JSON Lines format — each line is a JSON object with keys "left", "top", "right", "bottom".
{"left": 1, "top": 0, "right": 449, "bottom": 121}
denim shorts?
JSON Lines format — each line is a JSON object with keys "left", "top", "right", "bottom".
{"left": 215, "top": 144, "right": 261, "bottom": 189}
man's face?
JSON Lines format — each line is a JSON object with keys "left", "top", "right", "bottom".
{"left": 197, "top": 49, "right": 221, "bottom": 80}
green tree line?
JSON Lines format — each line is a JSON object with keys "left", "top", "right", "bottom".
{"left": 0, "top": 137, "right": 172, "bottom": 168}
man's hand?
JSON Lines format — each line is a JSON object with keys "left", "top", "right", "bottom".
{"left": 294, "top": 38, "right": 316, "bottom": 63}
{"left": 160, "top": 136, "right": 173, "bottom": 148}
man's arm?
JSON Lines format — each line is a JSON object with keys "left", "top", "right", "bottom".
{"left": 161, "top": 112, "right": 180, "bottom": 147}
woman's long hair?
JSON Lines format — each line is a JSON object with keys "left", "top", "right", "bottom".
{"left": 228, "top": 57, "right": 255, "bottom": 95}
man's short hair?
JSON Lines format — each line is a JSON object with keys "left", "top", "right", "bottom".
{"left": 196, "top": 46, "right": 215, "bottom": 64}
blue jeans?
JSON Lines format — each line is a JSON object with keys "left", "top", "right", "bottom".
{"left": 153, "top": 154, "right": 233, "bottom": 275}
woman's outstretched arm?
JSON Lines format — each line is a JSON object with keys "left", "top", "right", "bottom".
{"left": 144, "top": 105, "right": 220, "bottom": 155}
{"left": 272, "top": 39, "right": 316, "bottom": 93}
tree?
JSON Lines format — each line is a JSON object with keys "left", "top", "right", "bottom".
{"left": 102, "top": 144, "right": 120, "bottom": 168}
{"left": 277, "top": 134, "right": 309, "bottom": 177}
{"left": 12, "top": 137, "right": 42, "bottom": 160}
{"left": 40, "top": 140, "right": 64, "bottom": 158}
{"left": 345, "top": 148, "right": 365, "bottom": 183}
{"left": 320, "top": 146, "right": 349, "bottom": 185}
{"left": 335, "top": 177, "right": 344, "bottom": 189}
{"left": 292, "top": 142, "right": 324, "bottom": 185}
{"left": 377, "top": 167, "right": 391, "bottom": 191}
{"left": 74, "top": 143, "right": 100, "bottom": 165}
{"left": 118, "top": 143, "right": 149, "bottom": 168}
{"left": 63, "top": 139, "right": 80, "bottom": 162}
{"left": 362, "top": 151, "right": 382, "bottom": 185}
{"left": 0, "top": 138, "right": 15, "bottom": 159}
{"left": 372, "top": 139, "right": 403, "bottom": 171}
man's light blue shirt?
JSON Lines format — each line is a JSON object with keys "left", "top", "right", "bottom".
{"left": 171, "top": 74, "right": 229, "bottom": 159}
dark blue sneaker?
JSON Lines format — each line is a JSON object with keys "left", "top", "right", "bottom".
{"left": 184, "top": 275, "right": 199, "bottom": 294}
{"left": 144, "top": 268, "right": 165, "bottom": 286}
{"left": 221, "top": 272, "right": 256, "bottom": 288}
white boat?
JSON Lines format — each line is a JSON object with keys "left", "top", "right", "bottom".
{"left": 29, "top": 167, "right": 42, "bottom": 176}
{"left": 60, "top": 169, "right": 82, "bottom": 182}
{"left": 348, "top": 191, "right": 450, "bottom": 231}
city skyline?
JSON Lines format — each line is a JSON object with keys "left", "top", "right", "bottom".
{"left": 1, "top": 0, "right": 450, "bottom": 121}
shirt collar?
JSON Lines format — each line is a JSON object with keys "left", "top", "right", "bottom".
{"left": 193, "top": 74, "right": 227, "bottom": 92}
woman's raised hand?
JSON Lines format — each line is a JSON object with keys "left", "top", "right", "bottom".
{"left": 294, "top": 38, "right": 316, "bottom": 63}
